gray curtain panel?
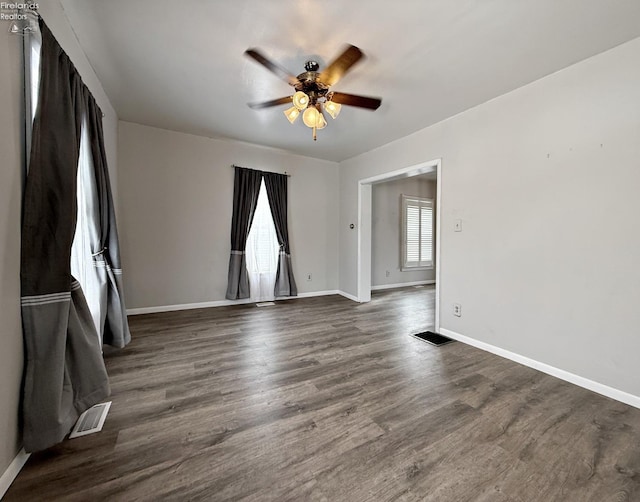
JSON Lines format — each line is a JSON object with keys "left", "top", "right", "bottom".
{"left": 84, "top": 93, "right": 131, "bottom": 348}
{"left": 225, "top": 166, "right": 263, "bottom": 299}
{"left": 263, "top": 172, "right": 298, "bottom": 297}
{"left": 20, "top": 18, "right": 110, "bottom": 452}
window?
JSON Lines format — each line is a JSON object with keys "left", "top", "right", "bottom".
{"left": 401, "top": 195, "right": 434, "bottom": 270}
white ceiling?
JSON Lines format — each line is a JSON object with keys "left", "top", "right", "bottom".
{"left": 60, "top": 0, "right": 640, "bottom": 162}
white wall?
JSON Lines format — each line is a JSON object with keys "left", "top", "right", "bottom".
{"left": 0, "top": 0, "right": 119, "bottom": 479}
{"left": 340, "top": 37, "right": 640, "bottom": 398}
{"left": 372, "top": 177, "right": 436, "bottom": 287}
{"left": 118, "top": 121, "right": 340, "bottom": 309}
{"left": 0, "top": 23, "right": 26, "bottom": 479}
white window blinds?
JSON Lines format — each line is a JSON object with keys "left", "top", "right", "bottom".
{"left": 402, "top": 195, "right": 434, "bottom": 269}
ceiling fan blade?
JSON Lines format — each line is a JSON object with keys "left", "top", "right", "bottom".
{"left": 245, "top": 49, "right": 299, "bottom": 86}
{"left": 248, "top": 96, "right": 293, "bottom": 109}
{"left": 330, "top": 92, "right": 382, "bottom": 110}
{"left": 318, "top": 44, "right": 364, "bottom": 86}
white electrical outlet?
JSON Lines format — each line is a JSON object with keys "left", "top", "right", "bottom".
{"left": 386, "top": 270, "right": 390, "bottom": 277}
{"left": 453, "top": 303, "right": 462, "bottom": 317}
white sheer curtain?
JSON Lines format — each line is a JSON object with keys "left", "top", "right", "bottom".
{"left": 25, "top": 28, "right": 41, "bottom": 164}
{"left": 70, "top": 116, "right": 103, "bottom": 338}
{"left": 246, "top": 180, "right": 279, "bottom": 301}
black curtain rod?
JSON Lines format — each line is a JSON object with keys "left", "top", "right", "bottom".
{"left": 231, "top": 165, "right": 290, "bottom": 177}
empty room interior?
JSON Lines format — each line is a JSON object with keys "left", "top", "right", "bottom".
{"left": 2, "top": 1, "right": 640, "bottom": 500}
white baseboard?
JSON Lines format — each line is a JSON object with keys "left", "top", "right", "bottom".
{"left": 296, "top": 290, "right": 339, "bottom": 299}
{"left": 128, "top": 298, "right": 253, "bottom": 315}
{"left": 0, "top": 448, "right": 30, "bottom": 499}
{"left": 338, "top": 290, "right": 360, "bottom": 302}
{"left": 127, "top": 290, "right": 342, "bottom": 315}
{"left": 371, "top": 280, "right": 435, "bottom": 291}
{"left": 439, "top": 328, "right": 640, "bottom": 410}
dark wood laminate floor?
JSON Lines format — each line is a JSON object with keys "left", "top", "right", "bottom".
{"left": 6, "top": 286, "right": 640, "bottom": 501}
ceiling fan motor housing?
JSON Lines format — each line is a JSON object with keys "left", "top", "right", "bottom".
{"left": 295, "top": 69, "right": 329, "bottom": 103}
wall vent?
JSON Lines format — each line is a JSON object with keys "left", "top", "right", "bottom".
{"left": 256, "top": 302, "right": 275, "bottom": 307}
{"left": 69, "top": 401, "right": 112, "bottom": 439}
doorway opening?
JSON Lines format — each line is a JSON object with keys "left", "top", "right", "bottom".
{"left": 357, "top": 159, "right": 442, "bottom": 331}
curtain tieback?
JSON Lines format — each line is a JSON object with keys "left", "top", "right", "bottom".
{"left": 91, "top": 247, "right": 107, "bottom": 257}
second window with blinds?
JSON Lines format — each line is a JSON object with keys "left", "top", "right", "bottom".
{"left": 401, "top": 194, "right": 434, "bottom": 270}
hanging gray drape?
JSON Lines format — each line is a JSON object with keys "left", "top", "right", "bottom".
{"left": 263, "top": 172, "right": 298, "bottom": 297}
{"left": 225, "top": 166, "right": 263, "bottom": 299}
{"left": 84, "top": 92, "right": 131, "bottom": 348}
{"left": 20, "top": 18, "right": 110, "bottom": 452}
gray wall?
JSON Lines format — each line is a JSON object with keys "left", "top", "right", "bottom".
{"left": 340, "top": 37, "right": 640, "bottom": 398}
{"left": 0, "top": 0, "right": 119, "bottom": 475}
{"left": 372, "top": 177, "right": 436, "bottom": 288}
{"left": 0, "top": 23, "right": 25, "bottom": 477}
{"left": 118, "top": 121, "right": 340, "bottom": 309}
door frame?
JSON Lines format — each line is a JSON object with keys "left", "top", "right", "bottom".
{"left": 357, "top": 158, "right": 442, "bottom": 331}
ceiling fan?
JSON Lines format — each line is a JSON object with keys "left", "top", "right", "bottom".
{"left": 245, "top": 44, "right": 382, "bottom": 140}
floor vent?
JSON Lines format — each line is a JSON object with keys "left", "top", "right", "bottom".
{"left": 413, "top": 285, "right": 425, "bottom": 289}
{"left": 412, "top": 331, "right": 454, "bottom": 346}
{"left": 69, "top": 401, "right": 112, "bottom": 439}
{"left": 256, "top": 302, "right": 276, "bottom": 307}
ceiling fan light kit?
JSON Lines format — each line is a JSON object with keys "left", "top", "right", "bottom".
{"left": 245, "top": 44, "right": 382, "bottom": 141}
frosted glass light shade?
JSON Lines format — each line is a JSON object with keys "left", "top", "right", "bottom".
{"left": 302, "top": 106, "right": 320, "bottom": 128}
{"left": 283, "top": 106, "right": 300, "bottom": 124}
{"left": 324, "top": 100, "right": 341, "bottom": 119}
{"left": 292, "top": 91, "right": 310, "bottom": 110}
{"left": 316, "top": 112, "right": 327, "bottom": 129}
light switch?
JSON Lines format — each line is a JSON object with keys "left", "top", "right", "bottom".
{"left": 454, "top": 219, "right": 462, "bottom": 232}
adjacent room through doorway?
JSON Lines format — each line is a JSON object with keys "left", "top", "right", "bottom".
{"left": 356, "top": 159, "right": 442, "bottom": 331}
{"left": 370, "top": 171, "right": 438, "bottom": 328}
